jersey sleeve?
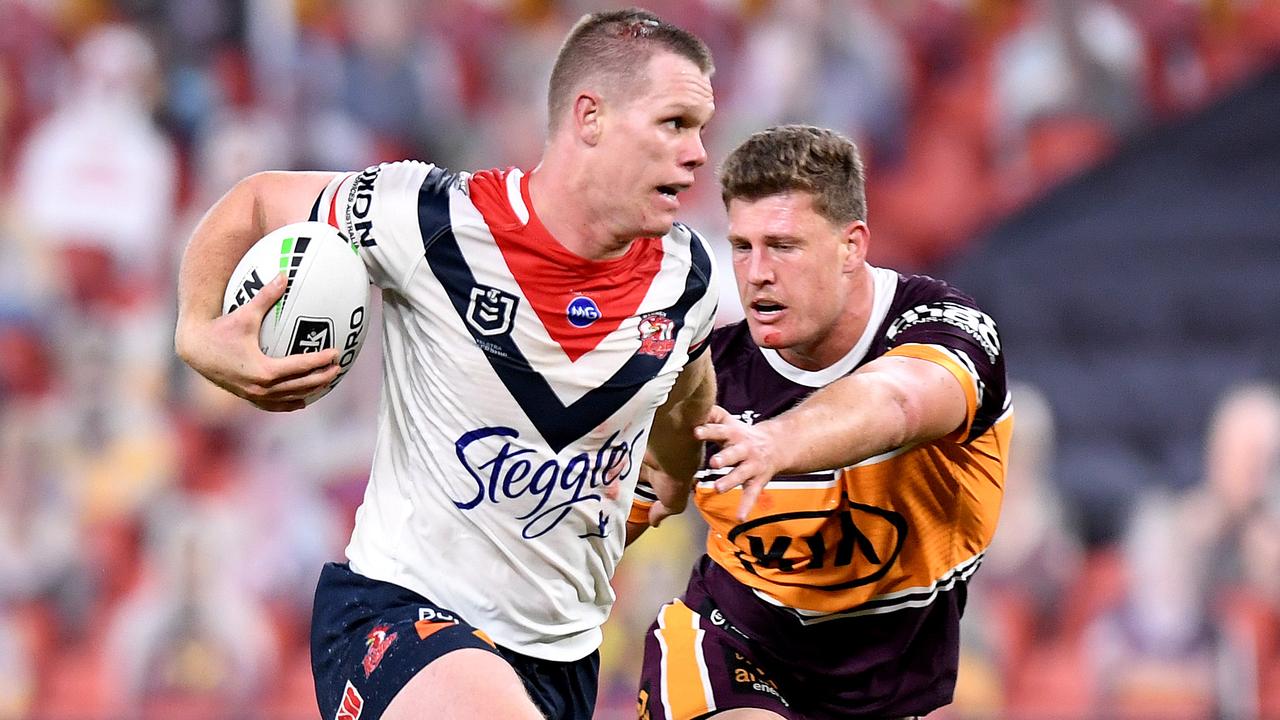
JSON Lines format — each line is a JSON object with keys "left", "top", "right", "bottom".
{"left": 628, "top": 480, "right": 659, "bottom": 523}
{"left": 881, "top": 295, "right": 1007, "bottom": 442}
{"left": 682, "top": 225, "right": 720, "bottom": 362}
{"left": 312, "top": 161, "right": 439, "bottom": 291}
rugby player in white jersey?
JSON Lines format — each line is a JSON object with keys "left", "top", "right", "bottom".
{"left": 175, "top": 10, "right": 718, "bottom": 720}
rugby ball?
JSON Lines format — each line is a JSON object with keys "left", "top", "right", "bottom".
{"left": 222, "top": 221, "right": 371, "bottom": 404}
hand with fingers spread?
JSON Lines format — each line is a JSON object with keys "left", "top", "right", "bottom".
{"left": 696, "top": 404, "right": 786, "bottom": 521}
{"left": 176, "top": 271, "right": 340, "bottom": 412}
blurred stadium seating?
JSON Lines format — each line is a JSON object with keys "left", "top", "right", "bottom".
{"left": 0, "top": 1, "right": 1277, "bottom": 718}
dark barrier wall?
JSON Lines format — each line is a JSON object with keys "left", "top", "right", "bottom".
{"left": 947, "top": 65, "right": 1280, "bottom": 544}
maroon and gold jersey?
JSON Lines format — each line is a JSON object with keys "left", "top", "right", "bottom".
{"left": 695, "top": 267, "right": 1010, "bottom": 616}
{"left": 634, "top": 266, "right": 1010, "bottom": 717}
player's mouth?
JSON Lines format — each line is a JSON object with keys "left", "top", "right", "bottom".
{"left": 749, "top": 299, "right": 786, "bottom": 322}
{"left": 655, "top": 183, "right": 690, "bottom": 209}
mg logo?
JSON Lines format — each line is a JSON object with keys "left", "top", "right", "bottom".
{"left": 466, "top": 285, "right": 519, "bottom": 337}
{"left": 566, "top": 296, "right": 601, "bottom": 328}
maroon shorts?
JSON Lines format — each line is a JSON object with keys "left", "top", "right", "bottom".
{"left": 637, "top": 556, "right": 954, "bottom": 719}
{"left": 638, "top": 595, "right": 795, "bottom": 719}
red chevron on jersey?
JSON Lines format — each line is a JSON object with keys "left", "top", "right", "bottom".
{"left": 468, "top": 169, "right": 663, "bottom": 362}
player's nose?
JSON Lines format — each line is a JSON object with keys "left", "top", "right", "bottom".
{"left": 743, "top": 249, "right": 773, "bottom": 285}
{"left": 680, "top": 132, "right": 707, "bottom": 170}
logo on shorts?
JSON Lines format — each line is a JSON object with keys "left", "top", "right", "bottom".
{"left": 290, "top": 317, "right": 335, "bottom": 354}
{"left": 413, "top": 607, "right": 496, "bottom": 648}
{"left": 414, "top": 607, "right": 460, "bottom": 640}
{"left": 362, "top": 624, "right": 398, "bottom": 677}
{"left": 335, "top": 680, "right": 363, "bottom": 720}
{"left": 637, "top": 687, "right": 653, "bottom": 720}
{"left": 726, "top": 650, "right": 790, "bottom": 708}
{"left": 466, "top": 285, "right": 520, "bottom": 337}
{"left": 637, "top": 312, "right": 676, "bottom": 358}
{"left": 566, "top": 296, "right": 601, "bottom": 328}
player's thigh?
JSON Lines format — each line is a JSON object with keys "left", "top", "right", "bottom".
{"left": 638, "top": 599, "right": 795, "bottom": 720}
{"left": 382, "top": 647, "right": 543, "bottom": 720}
{"left": 311, "top": 563, "right": 520, "bottom": 720}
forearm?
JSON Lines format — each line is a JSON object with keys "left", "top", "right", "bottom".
{"left": 761, "top": 376, "right": 909, "bottom": 475}
{"left": 646, "top": 353, "right": 716, "bottom": 503}
{"left": 758, "top": 357, "right": 965, "bottom": 474}
{"left": 176, "top": 176, "right": 267, "bottom": 355}
{"left": 175, "top": 171, "right": 334, "bottom": 359}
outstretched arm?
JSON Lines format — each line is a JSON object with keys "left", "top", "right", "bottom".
{"left": 175, "top": 171, "right": 341, "bottom": 411}
{"left": 701, "top": 354, "right": 967, "bottom": 520}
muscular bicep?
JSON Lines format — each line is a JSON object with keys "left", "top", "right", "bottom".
{"left": 647, "top": 352, "right": 715, "bottom": 480}
{"left": 247, "top": 171, "right": 339, "bottom": 236}
{"left": 854, "top": 354, "right": 968, "bottom": 445}
{"left": 654, "top": 352, "right": 715, "bottom": 434}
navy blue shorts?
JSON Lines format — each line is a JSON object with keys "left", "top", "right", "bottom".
{"left": 311, "top": 562, "right": 599, "bottom": 720}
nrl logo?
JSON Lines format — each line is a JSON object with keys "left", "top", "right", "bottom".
{"left": 289, "top": 317, "right": 335, "bottom": 354}
{"left": 466, "top": 285, "right": 519, "bottom": 337}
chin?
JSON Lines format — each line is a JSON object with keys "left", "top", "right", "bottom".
{"left": 642, "top": 218, "right": 675, "bottom": 237}
{"left": 747, "top": 321, "right": 786, "bottom": 349}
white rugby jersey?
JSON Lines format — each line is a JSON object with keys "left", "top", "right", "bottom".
{"left": 311, "top": 162, "right": 718, "bottom": 660}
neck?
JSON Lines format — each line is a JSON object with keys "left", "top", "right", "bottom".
{"left": 528, "top": 151, "right": 634, "bottom": 261}
{"left": 778, "top": 264, "right": 876, "bottom": 371}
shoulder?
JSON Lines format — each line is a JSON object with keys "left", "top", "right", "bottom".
{"left": 890, "top": 271, "right": 982, "bottom": 311}
{"left": 341, "top": 160, "right": 459, "bottom": 206}
{"left": 670, "top": 222, "right": 714, "bottom": 261}
{"left": 883, "top": 272, "right": 996, "bottom": 338}
{"left": 661, "top": 222, "right": 716, "bottom": 296}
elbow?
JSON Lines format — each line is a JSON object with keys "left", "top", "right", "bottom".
{"left": 237, "top": 171, "right": 293, "bottom": 236}
{"left": 174, "top": 328, "right": 189, "bottom": 365}
{"left": 879, "top": 380, "right": 925, "bottom": 449}
{"left": 876, "top": 370, "right": 965, "bottom": 446}
{"left": 174, "top": 312, "right": 202, "bottom": 367}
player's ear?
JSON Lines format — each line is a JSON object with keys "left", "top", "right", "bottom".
{"left": 573, "top": 92, "right": 603, "bottom": 146}
{"left": 842, "top": 220, "right": 869, "bottom": 271}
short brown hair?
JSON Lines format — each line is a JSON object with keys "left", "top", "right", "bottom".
{"left": 720, "top": 125, "right": 867, "bottom": 225}
{"left": 547, "top": 8, "right": 714, "bottom": 131}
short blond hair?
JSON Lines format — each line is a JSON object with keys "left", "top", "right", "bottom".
{"left": 720, "top": 125, "right": 867, "bottom": 226}
{"left": 547, "top": 8, "right": 713, "bottom": 132}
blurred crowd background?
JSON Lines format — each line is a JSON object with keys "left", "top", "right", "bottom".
{"left": 0, "top": 0, "right": 1278, "bottom": 718}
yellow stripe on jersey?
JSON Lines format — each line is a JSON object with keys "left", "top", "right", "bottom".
{"left": 884, "top": 342, "right": 980, "bottom": 440}
{"left": 628, "top": 500, "right": 652, "bottom": 525}
{"left": 654, "top": 600, "right": 715, "bottom": 719}
{"left": 696, "top": 413, "right": 1012, "bottom": 615}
